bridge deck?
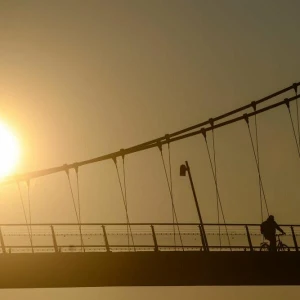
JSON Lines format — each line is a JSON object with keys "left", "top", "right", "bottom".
{"left": 0, "top": 223, "right": 299, "bottom": 288}
{"left": 0, "top": 251, "right": 299, "bottom": 288}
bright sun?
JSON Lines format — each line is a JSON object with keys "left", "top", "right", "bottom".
{"left": 0, "top": 123, "right": 20, "bottom": 179}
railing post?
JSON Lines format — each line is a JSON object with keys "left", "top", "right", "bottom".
{"left": 102, "top": 225, "right": 110, "bottom": 252}
{"left": 151, "top": 225, "right": 159, "bottom": 252}
{"left": 0, "top": 227, "right": 6, "bottom": 254}
{"left": 291, "top": 226, "right": 298, "bottom": 251}
{"left": 50, "top": 225, "right": 59, "bottom": 253}
{"left": 79, "top": 225, "right": 85, "bottom": 253}
{"left": 245, "top": 225, "right": 253, "bottom": 251}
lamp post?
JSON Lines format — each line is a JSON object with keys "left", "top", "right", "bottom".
{"left": 180, "top": 161, "right": 209, "bottom": 251}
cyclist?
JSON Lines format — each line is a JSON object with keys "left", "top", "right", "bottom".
{"left": 260, "top": 215, "right": 285, "bottom": 252}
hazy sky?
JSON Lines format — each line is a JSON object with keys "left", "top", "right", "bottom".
{"left": 1, "top": 0, "right": 300, "bottom": 298}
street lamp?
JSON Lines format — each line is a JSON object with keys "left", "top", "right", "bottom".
{"left": 180, "top": 161, "right": 209, "bottom": 251}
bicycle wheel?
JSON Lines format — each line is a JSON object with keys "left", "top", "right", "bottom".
{"left": 260, "top": 243, "right": 269, "bottom": 251}
{"left": 278, "top": 244, "right": 290, "bottom": 251}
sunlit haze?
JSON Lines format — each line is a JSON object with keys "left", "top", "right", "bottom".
{"left": 1, "top": 0, "right": 300, "bottom": 299}
{"left": 0, "top": 122, "right": 20, "bottom": 179}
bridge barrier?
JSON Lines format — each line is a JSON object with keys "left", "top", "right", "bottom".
{"left": 0, "top": 223, "right": 298, "bottom": 253}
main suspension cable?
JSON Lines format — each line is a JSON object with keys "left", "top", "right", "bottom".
{"left": 3, "top": 92, "right": 300, "bottom": 185}
{"left": 170, "top": 83, "right": 300, "bottom": 139}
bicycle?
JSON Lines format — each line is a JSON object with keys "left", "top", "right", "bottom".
{"left": 260, "top": 234, "right": 290, "bottom": 251}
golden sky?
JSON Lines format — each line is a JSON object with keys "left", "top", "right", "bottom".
{"left": 0, "top": 0, "right": 300, "bottom": 298}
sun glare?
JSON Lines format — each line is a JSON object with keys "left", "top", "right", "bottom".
{"left": 0, "top": 123, "right": 20, "bottom": 179}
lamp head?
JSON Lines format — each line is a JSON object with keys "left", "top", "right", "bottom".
{"left": 180, "top": 164, "right": 187, "bottom": 176}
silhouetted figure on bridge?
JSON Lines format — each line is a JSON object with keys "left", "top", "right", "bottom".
{"left": 261, "top": 215, "right": 285, "bottom": 252}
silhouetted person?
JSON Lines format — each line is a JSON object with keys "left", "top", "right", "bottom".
{"left": 261, "top": 215, "right": 285, "bottom": 252}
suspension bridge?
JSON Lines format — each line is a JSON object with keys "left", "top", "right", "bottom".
{"left": 0, "top": 82, "right": 299, "bottom": 288}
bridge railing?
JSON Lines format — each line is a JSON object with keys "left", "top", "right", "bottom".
{"left": 0, "top": 223, "right": 299, "bottom": 253}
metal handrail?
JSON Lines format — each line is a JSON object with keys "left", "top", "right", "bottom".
{"left": 0, "top": 223, "right": 299, "bottom": 254}
{"left": 0, "top": 222, "right": 298, "bottom": 227}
